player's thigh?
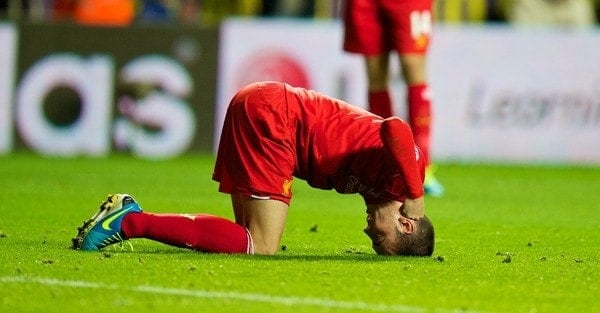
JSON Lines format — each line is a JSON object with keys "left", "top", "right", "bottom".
{"left": 365, "top": 54, "right": 390, "bottom": 89}
{"left": 231, "top": 195, "right": 289, "bottom": 255}
{"left": 398, "top": 53, "right": 427, "bottom": 84}
{"left": 232, "top": 203, "right": 244, "bottom": 224}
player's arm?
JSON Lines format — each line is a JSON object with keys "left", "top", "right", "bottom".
{"left": 380, "top": 117, "right": 425, "bottom": 219}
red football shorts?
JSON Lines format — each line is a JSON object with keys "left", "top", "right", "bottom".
{"left": 343, "top": 0, "right": 433, "bottom": 55}
{"left": 212, "top": 83, "right": 295, "bottom": 205}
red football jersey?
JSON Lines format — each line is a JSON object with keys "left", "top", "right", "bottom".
{"left": 213, "top": 82, "right": 424, "bottom": 205}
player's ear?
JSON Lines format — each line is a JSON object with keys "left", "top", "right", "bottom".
{"left": 397, "top": 216, "right": 415, "bottom": 235}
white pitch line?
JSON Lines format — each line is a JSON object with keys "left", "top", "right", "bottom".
{"left": 1, "top": 276, "right": 488, "bottom": 313}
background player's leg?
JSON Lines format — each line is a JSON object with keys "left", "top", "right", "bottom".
{"left": 365, "top": 54, "right": 393, "bottom": 117}
{"left": 232, "top": 195, "right": 288, "bottom": 255}
{"left": 399, "top": 53, "right": 444, "bottom": 197}
{"left": 401, "top": 53, "right": 431, "bottom": 166}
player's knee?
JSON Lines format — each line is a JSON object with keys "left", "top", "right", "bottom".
{"left": 252, "top": 242, "right": 279, "bottom": 255}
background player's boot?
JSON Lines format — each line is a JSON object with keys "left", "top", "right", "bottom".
{"left": 72, "top": 194, "right": 142, "bottom": 251}
{"left": 424, "top": 165, "right": 444, "bottom": 197}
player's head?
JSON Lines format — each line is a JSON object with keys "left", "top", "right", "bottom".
{"left": 390, "top": 215, "right": 434, "bottom": 256}
{"left": 364, "top": 209, "right": 434, "bottom": 256}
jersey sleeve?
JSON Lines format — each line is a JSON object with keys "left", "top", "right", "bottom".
{"left": 380, "top": 117, "right": 424, "bottom": 199}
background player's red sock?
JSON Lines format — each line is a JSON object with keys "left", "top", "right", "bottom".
{"left": 368, "top": 89, "right": 393, "bottom": 117}
{"left": 408, "top": 83, "right": 432, "bottom": 166}
{"left": 121, "top": 213, "right": 253, "bottom": 254}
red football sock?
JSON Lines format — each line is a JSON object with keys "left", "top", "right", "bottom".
{"left": 407, "top": 84, "right": 432, "bottom": 166}
{"left": 368, "top": 89, "right": 393, "bottom": 118}
{"left": 121, "top": 213, "right": 253, "bottom": 254}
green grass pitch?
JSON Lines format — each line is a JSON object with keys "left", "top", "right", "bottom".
{"left": 0, "top": 153, "right": 598, "bottom": 313}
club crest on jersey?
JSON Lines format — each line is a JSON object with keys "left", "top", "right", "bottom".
{"left": 282, "top": 178, "right": 293, "bottom": 197}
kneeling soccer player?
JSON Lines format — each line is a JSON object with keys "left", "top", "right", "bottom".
{"left": 72, "top": 81, "right": 435, "bottom": 256}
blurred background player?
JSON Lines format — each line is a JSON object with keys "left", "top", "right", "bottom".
{"left": 342, "top": 0, "right": 444, "bottom": 197}
{"left": 72, "top": 82, "right": 434, "bottom": 257}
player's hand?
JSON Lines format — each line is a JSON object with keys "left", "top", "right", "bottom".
{"left": 401, "top": 196, "right": 424, "bottom": 220}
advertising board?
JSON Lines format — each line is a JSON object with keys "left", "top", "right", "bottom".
{"left": 2, "top": 22, "right": 218, "bottom": 158}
